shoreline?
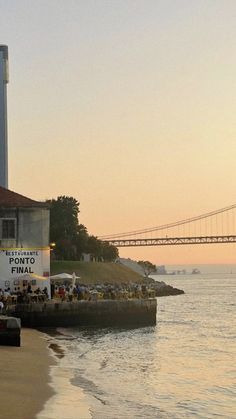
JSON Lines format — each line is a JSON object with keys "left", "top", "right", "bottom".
{"left": 38, "top": 329, "right": 91, "bottom": 419}
{"left": 0, "top": 327, "right": 91, "bottom": 419}
{"left": 0, "top": 328, "right": 55, "bottom": 419}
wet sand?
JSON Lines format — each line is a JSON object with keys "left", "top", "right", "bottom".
{"left": 38, "top": 363, "right": 92, "bottom": 419}
{"left": 0, "top": 328, "right": 55, "bottom": 419}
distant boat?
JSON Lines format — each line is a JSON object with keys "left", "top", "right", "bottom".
{"left": 191, "top": 268, "right": 201, "bottom": 275}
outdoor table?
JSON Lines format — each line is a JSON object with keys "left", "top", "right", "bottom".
{"left": 10, "top": 295, "right": 18, "bottom": 304}
{"left": 90, "top": 291, "right": 99, "bottom": 301}
{"left": 28, "top": 294, "right": 46, "bottom": 303}
{"left": 6, "top": 295, "right": 18, "bottom": 305}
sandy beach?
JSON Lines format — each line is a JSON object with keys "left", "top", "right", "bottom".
{"left": 0, "top": 328, "right": 55, "bottom": 419}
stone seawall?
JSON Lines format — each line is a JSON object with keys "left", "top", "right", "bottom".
{"left": 9, "top": 298, "right": 157, "bottom": 328}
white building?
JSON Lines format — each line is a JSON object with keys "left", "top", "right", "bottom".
{"left": 0, "top": 186, "right": 50, "bottom": 293}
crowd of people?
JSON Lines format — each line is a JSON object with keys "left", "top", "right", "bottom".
{"left": 0, "top": 280, "right": 162, "bottom": 312}
{"left": 51, "top": 282, "right": 157, "bottom": 302}
{"left": 0, "top": 284, "right": 49, "bottom": 312}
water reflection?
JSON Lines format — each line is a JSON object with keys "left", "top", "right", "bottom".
{"left": 47, "top": 275, "right": 236, "bottom": 418}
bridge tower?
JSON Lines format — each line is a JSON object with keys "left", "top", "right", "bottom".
{"left": 0, "top": 45, "right": 9, "bottom": 189}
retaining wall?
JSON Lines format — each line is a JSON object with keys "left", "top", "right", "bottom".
{"left": 9, "top": 298, "right": 157, "bottom": 328}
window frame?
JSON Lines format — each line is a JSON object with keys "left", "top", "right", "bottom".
{"left": 0, "top": 218, "right": 17, "bottom": 240}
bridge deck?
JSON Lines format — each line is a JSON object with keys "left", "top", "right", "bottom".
{"left": 106, "top": 235, "right": 236, "bottom": 247}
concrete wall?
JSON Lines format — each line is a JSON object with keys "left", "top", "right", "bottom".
{"left": 10, "top": 298, "right": 157, "bottom": 328}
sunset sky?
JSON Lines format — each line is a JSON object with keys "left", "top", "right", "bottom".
{"left": 1, "top": 0, "right": 236, "bottom": 264}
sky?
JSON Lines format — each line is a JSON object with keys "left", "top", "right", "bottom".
{"left": 1, "top": 0, "right": 236, "bottom": 264}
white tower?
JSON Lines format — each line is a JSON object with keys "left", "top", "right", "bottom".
{"left": 0, "top": 45, "right": 9, "bottom": 189}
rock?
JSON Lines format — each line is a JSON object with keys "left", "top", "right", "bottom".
{"left": 155, "top": 285, "right": 184, "bottom": 297}
{"left": 0, "top": 315, "right": 21, "bottom": 346}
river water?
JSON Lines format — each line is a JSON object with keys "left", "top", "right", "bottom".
{"left": 39, "top": 269, "right": 236, "bottom": 419}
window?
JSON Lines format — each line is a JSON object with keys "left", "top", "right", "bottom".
{"left": 1, "top": 219, "right": 16, "bottom": 239}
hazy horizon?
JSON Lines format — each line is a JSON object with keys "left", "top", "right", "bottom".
{"left": 1, "top": 0, "right": 236, "bottom": 263}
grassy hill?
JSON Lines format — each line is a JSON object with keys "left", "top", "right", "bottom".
{"left": 51, "top": 261, "right": 144, "bottom": 284}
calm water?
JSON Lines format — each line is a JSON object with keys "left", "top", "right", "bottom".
{"left": 40, "top": 273, "right": 236, "bottom": 419}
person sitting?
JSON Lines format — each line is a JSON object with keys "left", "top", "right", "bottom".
{"left": 73, "top": 286, "right": 78, "bottom": 298}
{"left": 58, "top": 286, "right": 65, "bottom": 300}
{"left": 34, "top": 287, "right": 41, "bottom": 294}
{"left": 0, "top": 300, "right": 4, "bottom": 313}
{"left": 4, "top": 288, "right": 11, "bottom": 299}
{"left": 27, "top": 284, "right": 33, "bottom": 294}
{"left": 17, "top": 293, "right": 24, "bottom": 304}
{"left": 42, "top": 287, "right": 49, "bottom": 299}
{"left": 68, "top": 285, "right": 74, "bottom": 302}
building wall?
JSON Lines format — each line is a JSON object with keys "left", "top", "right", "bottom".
{"left": 0, "top": 207, "right": 49, "bottom": 248}
{"left": 0, "top": 206, "right": 50, "bottom": 291}
{"left": 18, "top": 208, "right": 49, "bottom": 247}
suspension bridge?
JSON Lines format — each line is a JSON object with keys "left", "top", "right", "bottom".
{"left": 99, "top": 204, "right": 236, "bottom": 247}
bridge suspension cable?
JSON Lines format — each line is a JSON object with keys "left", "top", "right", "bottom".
{"left": 98, "top": 204, "right": 236, "bottom": 240}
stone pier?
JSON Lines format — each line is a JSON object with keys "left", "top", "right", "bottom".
{"left": 8, "top": 298, "right": 157, "bottom": 328}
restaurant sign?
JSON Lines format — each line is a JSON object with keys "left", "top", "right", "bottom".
{"left": 0, "top": 248, "right": 50, "bottom": 280}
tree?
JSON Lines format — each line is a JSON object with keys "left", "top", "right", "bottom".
{"left": 86, "top": 235, "right": 103, "bottom": 261}
{"left": 138, "top": 260, "right": 157, "bottom": 278}
{"left": 47, "top": 196, "right": 80, "bottom": 243}
{"left": 75, "top": 224, "right": 89, "bottom": 260}
{"left": 48, "top": 195, "right": 119, "bottom": 261}
{"left": 54, "top": 238, "right": 77, "bottom": 260}
{"left": 101, "top": 241, "right": 119, "bottom": 262}
{"left": 47, "top": 196, "right": 80, "bottom": 260}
